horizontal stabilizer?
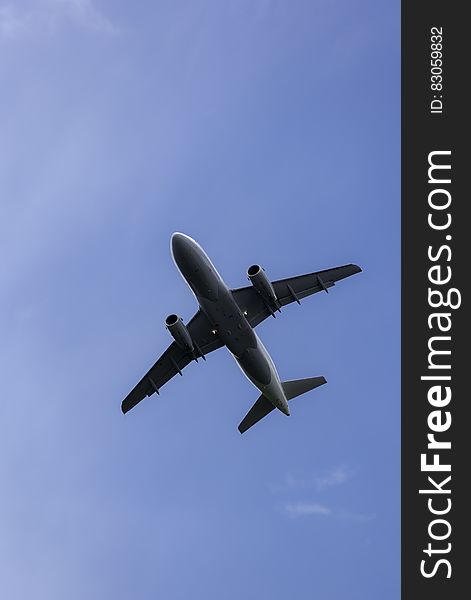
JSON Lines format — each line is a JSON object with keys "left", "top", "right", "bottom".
{"left": 282, "top": 376, "right": 327, "bottom": 400}
{"left": 238, "top": 376, "right": 327, "bottom": 434}
{"left": 238, "top": 395, "right": 276, "bottom": 434}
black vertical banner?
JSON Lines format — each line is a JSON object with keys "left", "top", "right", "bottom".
{"left": 402, "top": 2, "right": 468, "bottom": 599}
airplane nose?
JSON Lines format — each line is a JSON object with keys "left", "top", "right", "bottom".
{"left": 171, "top": 232, "right": 188, "bottom": 259}
{"left": 171, "top": 232, "right": 197, "bottom": 271}
{"left": 171, "top": 232, "right": 185, "bottom": 249}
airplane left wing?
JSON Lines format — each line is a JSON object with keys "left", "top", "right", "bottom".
{"left": 121, "top": 310, "right": 223, "bottom": 414}
{"left": 232, "top": 264, "right": 361, "bottom": 328}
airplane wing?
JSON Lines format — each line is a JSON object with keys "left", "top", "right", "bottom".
{"left": 121, "top": 309, "right": 223, "bottom": 414}
{"left": 232, "top": 264, "right": 361, "bottom": 328}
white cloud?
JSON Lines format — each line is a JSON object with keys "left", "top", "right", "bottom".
{"left": 0, "top": 0, "right": 118, "bottom": 40}
{"left": 276, "top": 466, "right": 374, "bottom": 522}
{"left": 271, "top": 465, "right": 354, "bottom": 493}
{"left": 314, "top": 465, "right": 351, "bottom": 491}
{"left": 282, "top": 502, "right": 375, "bottom": 522}
{"left": 283, "top": 502, "right": 332, "bottom": 519}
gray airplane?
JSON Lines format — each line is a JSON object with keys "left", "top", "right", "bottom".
{"left": 122, "top": 233, "right": 361, "bottom": 433}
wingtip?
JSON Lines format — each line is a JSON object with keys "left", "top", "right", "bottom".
{"left": 238, "top": 422, "right": 248, "bottom": 434}
{"left": 352, "top": 264, "right": 362, "bottom": 273}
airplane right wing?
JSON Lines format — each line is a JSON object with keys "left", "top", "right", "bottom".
{"left": 121, "top": 309, "right": 223, "bottom": 414}
{"left": 232, "top": 264, "right": 361, "bottom": 328}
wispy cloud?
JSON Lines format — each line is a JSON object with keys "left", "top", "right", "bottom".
{"left": 283, "top": 502, "right": 332, "bottom": 519}
{"left": 282, "top": 502, "right": 375, "bottom": 522}
{"left": 274, "top": 466, "right": 373, "bottom": 522}
{"left": 271, "top": 465, "right": 354, "bottom": 494}
{"left": 312, "top": 465, "right": 352, "bottom": 491}
{"left": 0, "top": 0, "right": 118, "bottom": 40}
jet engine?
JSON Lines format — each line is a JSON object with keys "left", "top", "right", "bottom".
{"left": 247, "top": 264, "right": 279, "bottom": 307}
{"left": 165, "top": 314, "right": 194, "bottom": 352}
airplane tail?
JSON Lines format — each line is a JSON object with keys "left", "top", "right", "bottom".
{"left": 281, "top": 376, "right": 327, "bottom": 401}
{"left": 238, "top": 376, "right": 327, "bottom": 434}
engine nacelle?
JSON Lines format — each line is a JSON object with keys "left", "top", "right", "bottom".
{"left": 247, "top": 264, "right": 278, "bottom": 306}
{"left": 165, "top": 314, "right": 194, "bottom": 352}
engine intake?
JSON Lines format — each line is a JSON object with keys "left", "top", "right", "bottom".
{"left": 165, "top": 314, "right": 194, "bottom": 352}
{"left": 247, "top": 264, "right": 278, "bottom": 307}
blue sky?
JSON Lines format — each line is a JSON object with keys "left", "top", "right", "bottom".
{"left": 0, "top": 2, "right": 399, "bottom": 598}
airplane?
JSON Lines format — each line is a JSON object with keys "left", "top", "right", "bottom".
{"left": 121, "top": 233, "right": 361, "bottom": 433}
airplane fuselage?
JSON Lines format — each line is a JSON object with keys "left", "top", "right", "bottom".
{"left": 171, "top": 232, "right": 290, "bottom": 415}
